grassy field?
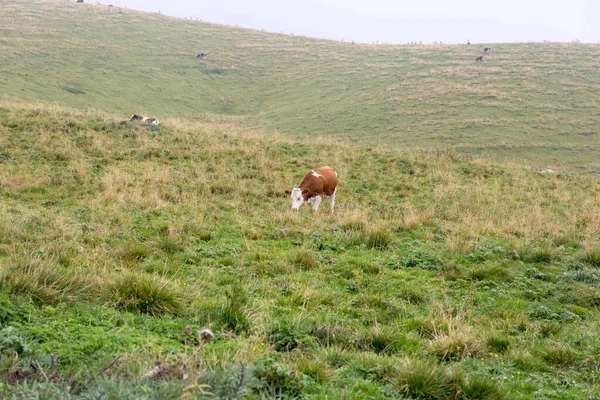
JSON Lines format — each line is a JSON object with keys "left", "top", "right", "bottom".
{"left": 1, "top": 101, "right": 600, "bottom": 398}
{"left": 2, "top": 0, "right": 600, "bottom": 398}
{"left": 1, "top": 0, "right": 600, "bottom": 173}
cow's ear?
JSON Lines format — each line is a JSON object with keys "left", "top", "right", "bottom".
{"left": 284, "top": 189, "right": 291, "bottom": 195}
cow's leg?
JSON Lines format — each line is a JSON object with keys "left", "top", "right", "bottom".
{"left": 330, "top": 188, "right": 336, "bottom": 214}
{"left": 309, "top": 196, "right": 322, "bottom": 212}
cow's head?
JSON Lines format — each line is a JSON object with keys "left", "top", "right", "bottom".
{"left": 285, "top": 188, "right": 308, "bottom": 210}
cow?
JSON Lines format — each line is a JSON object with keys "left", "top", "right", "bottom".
{"left": 476, "top": 56, "right": 483, "bottom": 62}
{"left": 197, "top": 53, "right": 207, "bottom": 58}
{"left": 129, "top": 114, "right": 160, "bottom": 125}
{"left": 285, "top": 166, "right": 338, "bottom": 213}
{"left": 484, "top": 47, "right": 492, "bottom": 53}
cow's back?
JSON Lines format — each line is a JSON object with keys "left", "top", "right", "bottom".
{"left": 314, "top": 166, "right": 337, "bottom": 196}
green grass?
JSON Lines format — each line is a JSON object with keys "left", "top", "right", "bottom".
{"left": 0, "top": 102, "right": 600, "bottom": 398}
{"left": 2, "top": 0, "right": 600, "bottom": 173}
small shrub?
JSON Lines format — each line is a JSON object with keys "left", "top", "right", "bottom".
{"left": 562, "top": 269, "right": 600, "bottom": 284}
{"left": 366, "top": 228, "right": 393, "bottom": 250}
{"left": 109, "top": 273, "right": 183, "bottom": 315}
{"left": 0, "top": 327, "right": 32, "bottom": 356}
{"left": 289, "top": 249, "right": 319, "bottom": 270}
{"left": 269, "top": 320, "right": 312, "bottom": 352}
{"left": 0, "top": 294, "right": 20, "bottom": 326}
{"left": 524, "top": 267, "right": 549, "bottom": 280}
{"left": 526, "top": 304, "right": 578, "bottom": 322}
{"left": 251, "top": 357, "right": 302, "bottom": 399}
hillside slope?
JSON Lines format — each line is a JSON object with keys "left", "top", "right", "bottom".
{"left": 1, "top": 101, "right": 600, "bottom": 398}
{"left": 1, "top": 0, "right": 600, "bottom": 172}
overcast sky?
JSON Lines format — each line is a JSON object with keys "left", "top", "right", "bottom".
{"left": 108, "top": 0, "right": 599, "bottom": 44}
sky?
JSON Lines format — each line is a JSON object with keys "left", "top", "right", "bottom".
{"left": 108, "top": 0, "right": 599, "bottom": 44}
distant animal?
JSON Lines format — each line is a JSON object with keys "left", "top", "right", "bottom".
{"left": 467, "top": 40, "right": 471, "bottom": 46}
{"left": 476, "top": 56, "right": 483, "bottom": 62}
{"left": 484, "top": 47, "right": 492, "bottom": 53}
{"left": 129, "top": 114, "right": 160, "bottom": 125}
{"left": 285, "top": 166, "right": 338, "bottom": 213}
{"left": 197, "top": 53, "right": 207, "bottom": 58}
{"left": 76, "top": 0, "right": 83, "bottom": 3}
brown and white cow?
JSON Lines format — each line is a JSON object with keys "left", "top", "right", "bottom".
{"left": 285, "top": 166, "right": 338, "bottom": 213}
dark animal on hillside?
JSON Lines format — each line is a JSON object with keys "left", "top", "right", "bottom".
{"left": 76, "top": 0, "right": 83, "bottom": 3}
{"left": 129, "top": 114, "right": 160, "bottom": 125}
{"left": 285, "top": 166, "right": 338, "bottom": 213}
{"left": 484, "top": 47, "right": 492, "bottom": 53}
{"left": 197, "top": 53, "right": 207, "bottom": 58}
{"left": 476, "top": 56, "right": 483, "bottom": 62}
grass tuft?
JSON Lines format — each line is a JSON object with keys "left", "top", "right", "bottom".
{"left": 427, "top": 311, "right": 483, "bottom": 362}
{"left": 109, "top": 273, "right": 184, "bottom": 316}
{"left": 365, "top": 228, "right": 394, "bottom": 250}
{"left": 119, "top": 242, "right": 149, "bottom": 265}
{"left": 486, "top": 334, "right": 511, "bottom": 353}
{"left": 289, "top": 249, "right": 319, "bottom": 270}
{"left": 1, "top": 258, "right": 94, "bottom": 305}
{"left": 581, "top": 248, "right": 600, "bottom": 268}
{"left": 390, "top": 360, "right": 505, "bottom": 399}
{"left": 541, "top": 344, "right": 577, "bottom": 367}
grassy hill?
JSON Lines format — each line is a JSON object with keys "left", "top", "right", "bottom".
{"left": 1, "top": 101, "right": 600, "bottom": 398}
{"left": 2, "top": 0, "right": 600, "bottom": 173}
